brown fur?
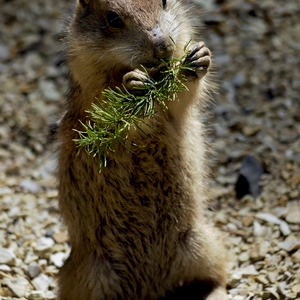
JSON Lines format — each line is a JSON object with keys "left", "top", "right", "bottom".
{"left": 58, "top": 0, "right": 228, "bottom": 299}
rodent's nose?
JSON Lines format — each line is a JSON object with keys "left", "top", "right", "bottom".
{"left": 155, "top": 43, "right": 174, "bottom": 60}
{"left": 150, "top": 24, "right": 174, "bottom": 61}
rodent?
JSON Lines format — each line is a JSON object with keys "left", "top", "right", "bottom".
{"left": 57, "top": 0, "right": 228, "bottom": 299}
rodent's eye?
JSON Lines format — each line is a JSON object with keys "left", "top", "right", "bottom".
{"left": 162, "top": 0, "right": 167, "bottom": 9}
{"left": 106, "top": 11, "right": 124, "bottom": 29}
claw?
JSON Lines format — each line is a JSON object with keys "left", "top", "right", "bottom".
{"left": 123, "top": 69, "right": 154, "bottom": 95}
{"left": 184, "top": 42, "right": 205, "bottom": 64}
{"left": 184, "top": 42, "right": 211, "bottom": 79}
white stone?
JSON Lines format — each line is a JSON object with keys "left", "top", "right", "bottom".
{"left": 0, "top": 187, "right": 12, "bottom": 195}
{"left": 24, "top": 250, "right": 39, "bottom": 264}
{"left": 39, "top": 80, "right": 61, "bottom": 102}
{"left": 44, "top": 290, "right": 57, "bottom": 299}
{"left": 238, "top": 251, "right": 250, "bottom": 262}
{"left": 232, "top": 296, "right": 245, "bottom": 300}
{"left": 50, "top": 252, "right": 66, "bottom": 268}
{"left": 0, "top": 264, "right": 11, "bottom": 271}
{"left": 279, "top": 221, "right": 291, "bottom": 236}
{"left": 0, "top": 44, "right": 9, "bottom": 60}
{"left": 20, "top": 178, "right": 41, "bottom": 193}
{"left": 278, "top": 235, "right": 300, "bottom": 252}
{"left": 28, "top": 261, "right": 42, "bottom": 279}
{"left": 3, "top": 277, "right": 30, "bottom": 297}
{"left": 32, "top": 273, "right": 51, "bottom": 292}
{"left": 256, "top": 212, "right": 282, "bottom": 224}
{"left": 28, "top": 290, "right": 46, "bottom": 300}
{"left": 237, "top": 265, "right": 259, "bottom": 276}
{"left": 227, "top": 272, "right": 242, "bottom": 288}
{"left": 253, "top": 221, "right": 263, "bottom": 237}
{"left": 0, "top": 247, "right": 16, "bottom": 266}
{"left": 286, "top": 211, "right": 300, "bottom": 224}
{"left": 35, "top": 237, "right": 55, "bottom": 252}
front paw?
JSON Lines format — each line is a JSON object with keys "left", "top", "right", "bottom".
{"left": 123, "top": 69, "right": 154, "bottom": 95}
{"left": 184, "top": 42, "right": 212, "bottom": 79}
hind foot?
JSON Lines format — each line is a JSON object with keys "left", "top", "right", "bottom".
{"left": 161, "top": 281, "right": 227, "bottom": 300}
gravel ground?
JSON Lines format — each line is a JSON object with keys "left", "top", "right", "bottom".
{"left": 0, "top": 0, "right": 299, "bottom": 299}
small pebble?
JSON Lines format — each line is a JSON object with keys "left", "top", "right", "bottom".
{"left": 20, "top": 179, "right": 41, "bottom": 193}
{"left": 39, "top": 80, "right": 61, "bottom": 102}
{"left": 28, "top": 261, "right": 42, "bottom": 279}
{"left": 50, "top": 252, "right": 66, "bottom": 268}
{"left": 242, "top": 215, "right": 253, "bottom": 227}
{"left": 256, "top": 212, "right": 282, "bottom": 224}
{"left": 237, "top": 265, "right": 259, "bottom": 276}
{"left": 291, "top": 249, "right": 300, "bottom": 263}
{"left": 291, "top": 174, "right": 300, "bottom": 187}
{"left": 250, "top": 241, "right": 269, "bottom": 261}
{"left": 279, "top": 221, "right": 291, "bottom": 236}
{"left": 0, "top": 264, "right": 11, "bottom": 272}
{"left": 232, "top": 296, "right": 245, "bottom": 300}
{"left": 255, "top": 274, "right": 269, "bottom": 285}
{"left": 285, "top": 211, "right": 300, "bottom": 224}
{"left": 291, "top": 284, "right": 300, "bottom": 294}
{"left": 267, "top": 272, "right": 278, "bottom": 284}
{"left": 32, "top": 273, "right": 51, "bottom": 292}
{"left": 278, "top": 235, "right": 300, "bottom": 252}
{"left": 228, "top": 273, "right": 242, "bottom": 288}
{"left": 3, "top": 277, "right": 30, "bottom": 298}
{"left": 0, "top": 44, "right": 9, "bottom": 61}
{"left": 0, "top": 248, "right": 17, "bottom": 266}
{"left": 35, "top": 237, "right": 55, "bottom": 252}
{"left": 28, "top": 290, "right": 46, "bottom": 300}
{"left": 238, "top": 251, "right": 249, "bottom": 262}
{"left": 52, "top": 231, "right": 69, "bottom": 244}
{"left": 253, "top": 221, "right": 263, "bottom": 237}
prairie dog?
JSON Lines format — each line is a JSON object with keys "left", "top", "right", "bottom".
{"left": 58, "top": 0, "right": 228, "bottom": 299}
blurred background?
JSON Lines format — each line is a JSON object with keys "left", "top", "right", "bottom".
{"left": 0, "top": 0, "right": 299, "bottom": 299}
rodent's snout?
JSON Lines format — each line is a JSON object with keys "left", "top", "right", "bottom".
{"left": 150, "top": 24, "right": 174, "bottom": 61}
{"left": 154, "top": 42, "right": 174, "bottom": 61}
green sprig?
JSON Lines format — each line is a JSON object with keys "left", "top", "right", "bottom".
{"left": 73, "top": 47, "right": 193, "bottom": 171}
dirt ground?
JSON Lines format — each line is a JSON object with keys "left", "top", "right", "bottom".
{"left": 0, "top": 0, "right": 299, "bottom": 299}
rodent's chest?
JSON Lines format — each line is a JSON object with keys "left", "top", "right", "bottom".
{"left": 99, "top": 138, "right": 188, "bottom": 218}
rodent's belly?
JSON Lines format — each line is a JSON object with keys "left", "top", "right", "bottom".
{"left": 68, "top": 134, "right": 196, "bottom": 253}
{"left": 96, "top": 182, "right": 192, "bottom": 279}
{"left": 96, "top": 151, "right": 192, "bottom": 249}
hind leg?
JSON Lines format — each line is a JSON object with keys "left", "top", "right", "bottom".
{"left": 58, "top": 250, "right": 122, "bottom": 300}
{"left": 205, "top": 285, "right": 228, "bottom": 300}
{"left": 162, "top": 280, "right": 227, "bottom": 300}
{"left": 193, "top": 227, "right": 228, "bottom": 299}
{"left": 175, "top": 224, "right": 228, "bottom": 300}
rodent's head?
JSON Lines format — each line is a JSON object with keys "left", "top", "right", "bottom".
{"left": 67, "top": 0, "right": 193, "bottom": 86}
